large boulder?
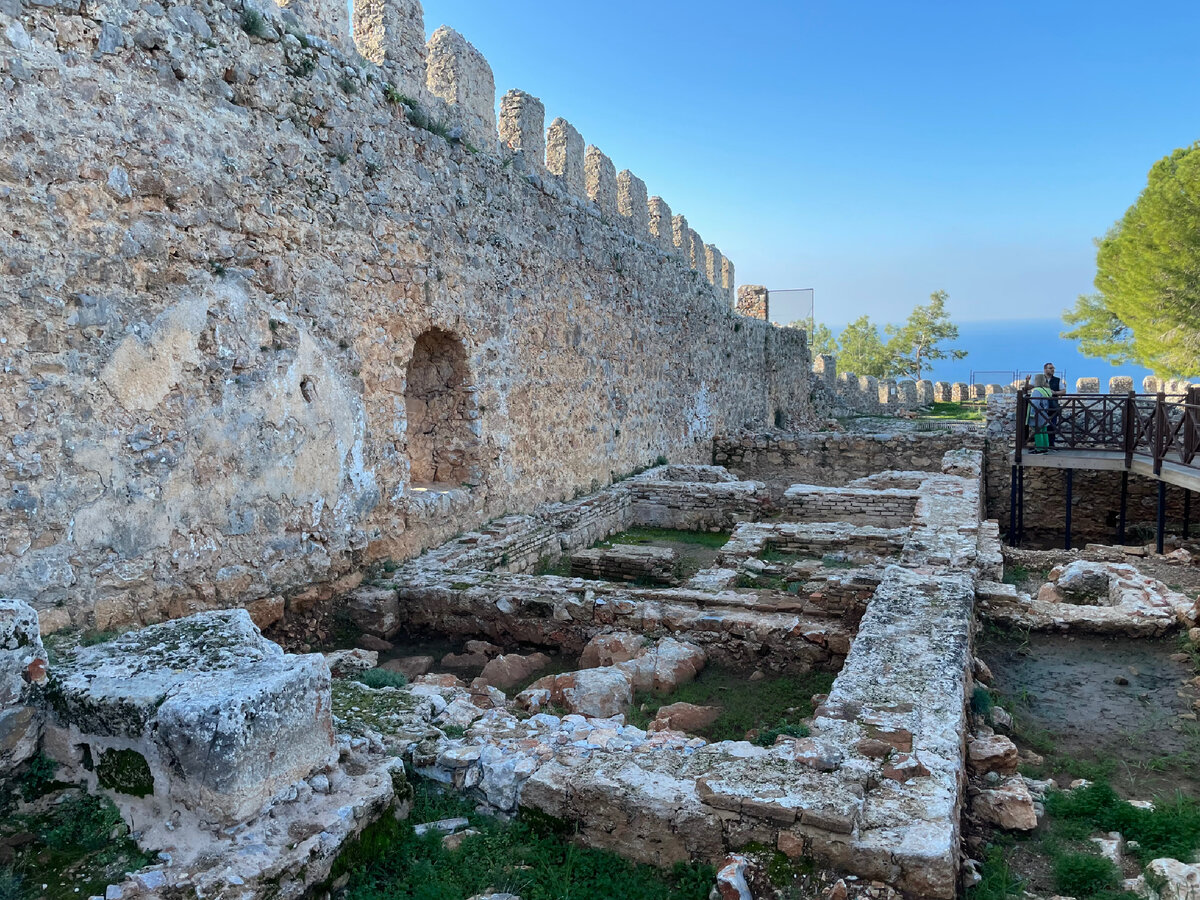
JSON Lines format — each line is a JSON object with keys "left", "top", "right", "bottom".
{"left": 345, "top": 586, "right": 401, "bottom": 639}
{"left": 50, "top": 609, "right": 335, "bottom": 825}
{"left": 0, "top": 599, "right": 48, "bottom": 768}
{"left": 480, "top": 652, "right": 551, "bottom": 689}
{"left": 648, "top": 702, "right": 721, "bottom": 734}
{"left": 579, "top": 632, "right": 645, "bottom": 668}
{"left": 520, "top": 668, "right": 633, "bottom": 718}
{"left": 616, "top": 637, "right": 705, "bottom": 692}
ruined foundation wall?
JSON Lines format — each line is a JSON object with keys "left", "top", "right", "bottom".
{"left": 715, "top": 431, "right": 983, "bottom": 489}
{"left": 0, "top": 0, "right": 815, "bottom": 632}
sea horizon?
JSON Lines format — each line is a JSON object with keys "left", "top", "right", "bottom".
{"left": 814, "top": 317, "right": 1187, "bottom": 390}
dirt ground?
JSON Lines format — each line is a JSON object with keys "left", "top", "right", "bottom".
{"left": 978, "top": 630, "right": 1200, "bottom": 799}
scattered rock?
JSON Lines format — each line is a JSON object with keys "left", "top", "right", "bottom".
{"left": 358, "top": 635, "right": 393, "bottom": 652}
{"left": 716, "top": 854, "right": 753, "bottom": 900}
{"left": 648, "top": 702, "right": 721, "bottom": 734}
{"left": 479, "top": 652, "right": 551, "bottom": 689}
{"left": 973, "top": 775, "right": 1038, "bottom": 830}
{"left": 882, "top": 753, "right": 931, "bottom": 782}
{"left": 973, "top": 657, "right": 994, "bottom": 684}
{"left": 323, "top": 647, "right": 378, "bottom": 677}
{"left": 1145, "top": 858, "right": 1200, "bottom": 900}
{"left": 968, "top": 734, "right": 1019, "bottom": 776}
{"left": 345, "top": 587, "right": 401, "bottom": 639}
{"left": 579, "top": 632, "right": 645, "bottom": 668}
{"left": 384, "top": 655, "right": 435, "bottom": 679}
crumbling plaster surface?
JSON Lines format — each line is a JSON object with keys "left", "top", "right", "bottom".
{"left": 0, "top": 0, "right": 814, "bottom": 632}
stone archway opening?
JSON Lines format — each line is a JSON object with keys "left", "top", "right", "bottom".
{"left": 404, "top": 328, "right": 479, "bottom": 488}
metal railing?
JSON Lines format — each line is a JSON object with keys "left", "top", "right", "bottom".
{"left": 1015, "top": 388, "right": 1200, "bottom": 475}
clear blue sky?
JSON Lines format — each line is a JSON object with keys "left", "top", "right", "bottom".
{"left": 420, "top": 1, "right": 1200, "bottom": 328}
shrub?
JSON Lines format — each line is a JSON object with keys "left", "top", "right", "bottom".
{"left": 240, "top": 7, "right": 267, "bottom": 37}
{"left": 353, "top": 668, "right": 409, "bottom": 690}
{"left": 754, "top": 721, "right": 810, "bottom": 747}
{"left": 1053, "top": 852, "right": 1119, "bottom": 897}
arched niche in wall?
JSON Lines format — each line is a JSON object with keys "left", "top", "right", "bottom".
{"left": 404, "top": 328, "right": 479, "bottom": 487}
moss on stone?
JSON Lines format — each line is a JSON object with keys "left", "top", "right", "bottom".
{"left": 96, "top": 748, "right": 154, "bottom": 797}
{"left": 332, "top": 679, "right": 425, "bottom": 736}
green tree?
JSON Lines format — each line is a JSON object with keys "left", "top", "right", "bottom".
{"left": 884, "top": 290, "right": 967, "bottom": 380}
{"left": 1062, "top": 142, "right": 1200, "bottom": 376}
{"left": 837, "top": 315, "right": 891, "bottom": 378}
{"left": 807, "top": 322, "right": 838, "bottom": 357}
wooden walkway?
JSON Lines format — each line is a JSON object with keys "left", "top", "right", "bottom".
{"left": 1009, "top": 390, "right": 1199, "bottom": 549}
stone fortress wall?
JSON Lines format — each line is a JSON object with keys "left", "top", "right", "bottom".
{"left": 0, "top": 0, "right": 816, "bottom": 632}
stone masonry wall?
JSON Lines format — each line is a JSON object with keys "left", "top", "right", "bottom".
{"left": 0, "top": 0, "right": 816, "bottom": 631}
{"left": 715, "top": 431, "right": 984, "bottom": 492}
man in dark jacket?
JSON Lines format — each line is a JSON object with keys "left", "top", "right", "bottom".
{"left": 1042, "top": 362, "right": 1065, "bottom": 446}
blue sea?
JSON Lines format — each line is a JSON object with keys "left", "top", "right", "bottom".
{"left": 829, "top": 318, "right": 1160, "bottom": 389}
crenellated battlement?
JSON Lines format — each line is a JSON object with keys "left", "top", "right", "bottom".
{"left": 0, "top": 0, "right": 808, "bottom": 622}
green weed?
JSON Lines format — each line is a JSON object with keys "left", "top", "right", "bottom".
{"left": 1053, "top": 853, "right": 1119, "bottom": 898}
{"left": 597, "top": 528, "right": 731, "bottom": 550}
{"left": 353, "top": 669, "right": 409, "bottom": 690}
{"left": 967, "top": 844, "right": 1025, "bottom": 900}
{"left": 626, "top": 666, "right": 833, "bottom": 743}
{"left": 239, "top": 7, "right": 267, "bottom": 37}
{"left": 334, "top": 778, "right": 714, "bottom": 899}
{"left": 1045, "top": 780, "right": 1200, "bottom": 864}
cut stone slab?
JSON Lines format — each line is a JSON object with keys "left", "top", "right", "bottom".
{"left": 50, "top": 610, "right": 335, "bottom": 824}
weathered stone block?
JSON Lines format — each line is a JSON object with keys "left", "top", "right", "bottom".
{"left": 616, "top": 170, "right": 649, "bottom": 233}
{"left": 425, "top": 26, "right": 496, "bottom": 152}
{"left": 0, "top": 599, "right": 47, "bottom": 769}
{"left": 584, "top": 145, "right": 618, "bottom": 214}
{"left": 352, "top": 0, "right": 426, "bottom": 95}
{"left": 50, "top": 610, "right": 335, "bottom": 824}
{"left": 648, "top": 196, "right": 674, "bottom": 250}
{"left": 546, "top": 117, "right": 585, "bottom": 196}
{"left": 499, "top": 89, "right": 545, "bottom": 170}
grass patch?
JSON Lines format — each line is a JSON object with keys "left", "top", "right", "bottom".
{"left": 968, "top": 844, "right": 1025, "bottom": 900}
{"left": 1001, "top": 564, "right": 1028, "bottom": 586}
{"left": 334, "top": 778, "right": 714, "bottom": 900}
{"left": 626, "top": 666, "right": 834, "bottom": 742}
{"left": 1045, "top": 780, "right": 1200, "bottom": 865}
{"left": 2, "top": 790, "right": 155, "bottom": 900}
{"left": 735, "top": 573, "right": 789, "bottom": 591}
{"left": 353, "top": 668, "right": 410, "bottom": 690}
{"left": 920, "top": 401, "right": 984, "bottom": 421}
{"left": 1052, "top": 853, "right": 1120, "bottom": 898}
{"left": 534, "top": 554, "right": 572, "bottom": 577}
{"left": 596, "top": 528, "right": 731, "bottom": 551}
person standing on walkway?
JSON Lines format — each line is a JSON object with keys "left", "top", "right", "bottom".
{"left": 1043, "top": 362, "right": 1065, "bottom": 446}
{"left": 1027, "top": 374, "right": 1054, "bottom": 453}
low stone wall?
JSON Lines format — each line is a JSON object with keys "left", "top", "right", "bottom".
{"left": 570, "top": 545, "right": 678, "bottom": 585}
{"left": 715, "top": 430, "right": 984, "bottom": 491}
{"left": 719, "top": 522, "right": 908, "bottom": 563}
{"left": 628, "top": 466, "right": 770, "bottom": 531}
{"left": 781, "top": 485, "right": 919, "bottom": 527}
{"left": 382, "top": 573, "right": 852, "bottom": 672}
